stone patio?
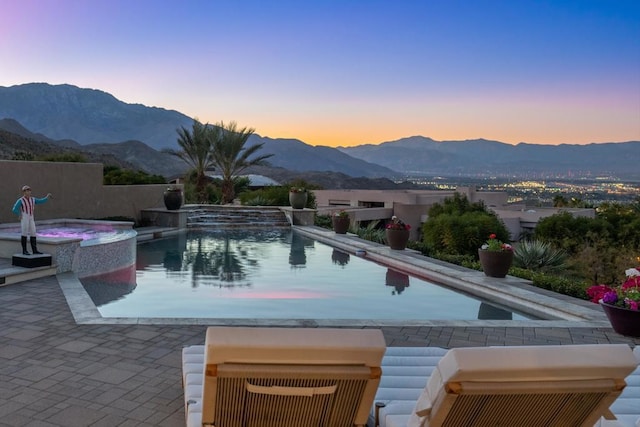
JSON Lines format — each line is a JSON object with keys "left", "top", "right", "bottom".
{"left": 1, "top": 225, "right": 639, "bottom": 426}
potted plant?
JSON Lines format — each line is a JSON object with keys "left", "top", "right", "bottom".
{"left": 587, "top": 267, "right": 640, "bottom": 337}
{"left": 288, "top": 187, "right": 307, "bottom": 209}
{"left": 478, "top": 233, "right": 513, "bottom": 278}
{"left": 163, "top": 185, "right": 183, "bottom": 210}
{"left": 385, "top": 215, "right": 411, "bottom": 250}
{"left": 332, "top": 210, "right": 350, "bottom": 234}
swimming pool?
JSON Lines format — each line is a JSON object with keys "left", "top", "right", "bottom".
{"left": 80, "top": 228, "right": 536, "bottom": 321}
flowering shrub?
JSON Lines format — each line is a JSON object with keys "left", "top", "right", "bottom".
{"left": 333, "top": 210, "right": 349, "bottom": 218}
{"left": 289, "top": 187, "right": 306, "bottom": 193}
{"left": 386, "top": 215, "right": 411, "bottom": 231}
{"left": 587, "top": 268, "right": 640, "bottom": 311}
{"left": 480, "top": 233, "right": 513, "bottom": 252}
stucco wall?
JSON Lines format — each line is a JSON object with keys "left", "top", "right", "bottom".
{"left": 0, "top": 160, "right": 175, "bottom": 224}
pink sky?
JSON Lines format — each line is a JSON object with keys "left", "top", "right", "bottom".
{"left": 1, "top": 0, "right": 638, "bottom": 147}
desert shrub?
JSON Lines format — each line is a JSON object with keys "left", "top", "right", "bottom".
{"left": 243, "top": 195, "right": 276, "bottom": 206}
{"left": 407, "top": 240, "right": 432, "bottom": 256}
{"left": 534, "top": 212, "right": 613, "bottom": 254}
{"left": 510, "top": 267, "right": 589, "bottom": 299}
{"left": 103, "top": 166, "right": 166, "bottom": 185}
{"left": 11, "top": 150, "right": 35, "bottom": 161}
{"left": 353, "top": 220, "right": 385, "bottom": 244}
{"left": 423, "top": 211, "right": 509, "bottom": 257}
{"left": 39, "top": 152, "right": 87, "bottom": 162}
{"left": 239, "top": 187, "right": 284, "bottom": 206}
{"left": 513, "top": 240, "right": 567, "bottom": 273}
{"left": 239, "top": 182, "right": 318, "bottom": 208}
{"left": 315, "top": 214, "right": 332, "bottom": 229}
{"left": 422, "top": 193, "right": 510, "bottom": 257}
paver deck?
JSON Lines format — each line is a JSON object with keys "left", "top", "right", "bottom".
{"left": 1, "top": 244, "right": 639, "bottom": 426}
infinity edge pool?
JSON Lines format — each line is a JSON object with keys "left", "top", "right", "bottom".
{"left": 56, "top": 225, "right": 611, "bottom": 328}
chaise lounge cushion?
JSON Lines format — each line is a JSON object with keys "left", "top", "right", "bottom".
{"left": 372, "top": 345, "right": 640, "bottom": 427}
{"left": 183, "top": 327, "right": 386, "bottom": 427}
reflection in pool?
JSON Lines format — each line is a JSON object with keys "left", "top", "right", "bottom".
{"left": 80, "top": 228, "right": 535, "bottom": 320}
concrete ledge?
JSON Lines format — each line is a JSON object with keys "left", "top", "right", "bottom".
{"left": 140, "top": 208, "right": 188, "bottom": 228}
{"left": 280, "top": 207, "right": 316, "bottom": 225}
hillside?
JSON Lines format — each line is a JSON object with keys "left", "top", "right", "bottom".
{"left": 1, "top": 83, "right": 638, "bottom": 180}
{"left": 338, "top": 136, "right": 640, "bottom": 180}
{"left": 0, "top": 121, "right": 411, "bottom": 189}
{"left": 0, "top": 119, "right": 138, "bottom": 169}
{"left": 0, "top": 83, "right": 397, "bottom": 178}
{"left": 0, "top": 83, "right": 193, "bottom": 149}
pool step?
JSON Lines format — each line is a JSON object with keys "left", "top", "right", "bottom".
{"left": 187, "top": 207, "right": 290, "bottom": 228}
{"left": 0, "top": 258, "right": 58, "bottom": 287}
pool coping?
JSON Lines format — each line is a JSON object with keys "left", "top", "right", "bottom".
{"left": 56, "top": 225, "right": 612, "bottom": 328}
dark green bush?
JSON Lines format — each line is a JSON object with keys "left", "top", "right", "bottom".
{"left": 315, "top": 214, "right": 332, "bottom": 229}
{"left": 422, "top": 193, "right": 510, "bottom": 257}
{"left": 509, "top": 267, "right": 589, "bottom": 299}
{"left": 239, "top": 182, "right": 318, "bottom": 208}
{"left": 103, "top": 166, "right": 166, "bottom": 185}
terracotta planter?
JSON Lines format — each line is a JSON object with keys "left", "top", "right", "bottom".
{"left": 288, "top": 191, "right": 307, "bottom": 209}
{"left": 385, "top": 228, "right": 409, "bottom": 250}
{"left": 478, "top": 249, "right": 513, "bottom": 278}
{"left": 163, "top": 190, "right": 183, "bottom": 210}
{"left": 600, "top": 302, "right": 640, "bottom": 337}
{"left": 332, "top": 216, "right": 350, "bottom": 234}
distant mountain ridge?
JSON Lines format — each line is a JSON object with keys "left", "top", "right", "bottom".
{"left": 338, "top": 137, "right": 640, "bottom": 179}
{"left": 0, "top": 118, "right": 141, "bottom": 170}
{"left": 0, "top": 83, "right": 396, "bottom": 178}
{"left": 0, "top": 119, "right": 409, "bottom": 189}
{"left": 0, "top": 83, "right": 193, "bottom": 149}
{"left": 1, "top": 82, "right": 638, "bottom": 180}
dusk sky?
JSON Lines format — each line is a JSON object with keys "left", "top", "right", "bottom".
{"left": 1, "top": 0, "right": 639, "bottom": 147}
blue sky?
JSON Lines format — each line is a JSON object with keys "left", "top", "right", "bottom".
{"left": 1, "top": 0, "right": 639, "bottom": 146}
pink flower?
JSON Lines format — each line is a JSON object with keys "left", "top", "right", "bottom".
{"left": 586, "top": 284, "right": 612, "bottom": 303}
{"left": 587, "top": 268, "right": 640, "bottom": 311}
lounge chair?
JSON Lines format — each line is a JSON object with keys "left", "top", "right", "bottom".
{"left": 182, "top": 326, "right": 386, "bottom": 427}
{"left": 372, "top": 344, "right": 640, "bottom": 427}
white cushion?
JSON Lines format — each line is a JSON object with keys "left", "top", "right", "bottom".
{"left": 184, "top": 342, "right": 640, "bottom": 427}
{"left": 370, "top": 345, "right": 640, "bottom": 427}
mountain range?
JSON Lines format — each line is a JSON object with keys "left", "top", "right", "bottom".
{"left": 0, "top": 82, "right": 638, "bottom": 181}
{"left": 338, "top": 137, "right": 639, "bottom": 179}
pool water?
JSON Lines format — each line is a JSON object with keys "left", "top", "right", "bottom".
{"left": 80, "top": 229, "right": 535, "bottom": 320}
{"left": 36, "top": 226, "right": 137, "bottom": 246}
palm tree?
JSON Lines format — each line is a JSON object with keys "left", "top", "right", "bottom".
{"left": 164, "top": 120, "right": 217, "bottom": 203}
{"left": 211, "top": 121, "right": 273, "bottom": 204}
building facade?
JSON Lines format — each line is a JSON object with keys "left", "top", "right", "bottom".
{"left": 313, "top": 187, "right": 594, "bottom": 242}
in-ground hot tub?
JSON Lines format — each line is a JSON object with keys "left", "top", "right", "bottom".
{"left": 0, "top": 219, "right": 137, "bottom": 278}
